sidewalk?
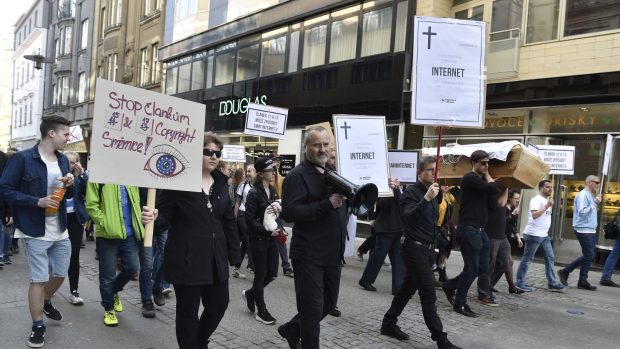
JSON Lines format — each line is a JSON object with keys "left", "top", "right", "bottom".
{"left": 1, "top": 237, "right": 619, "bottom": 349}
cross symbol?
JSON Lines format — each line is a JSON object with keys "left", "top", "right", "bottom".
{"left": 422, "top": 26, "right": 437, "bottom": 49}
{"left": 340, "top": 122, "right": 351, "bottom": 140}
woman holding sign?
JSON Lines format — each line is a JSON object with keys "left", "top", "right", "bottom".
{"left": 141, "top": 132, "right": 240, "bottom": 349}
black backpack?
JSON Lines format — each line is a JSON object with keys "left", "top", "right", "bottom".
{"left": 603, "top": 210, "right": 620, "bottom": 240}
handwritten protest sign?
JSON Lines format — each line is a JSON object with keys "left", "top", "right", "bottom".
{"left": 89, "top": 78, "right": 206, "bottom": 192}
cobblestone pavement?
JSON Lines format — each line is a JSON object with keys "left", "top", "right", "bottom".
{"left": 2, "top": 238, "right": 620, "bottom": 349}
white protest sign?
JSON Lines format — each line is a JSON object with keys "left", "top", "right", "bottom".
{"left": 333, "top": 115, "right": 391, "bottom": 196}
{"left": 89, "top": 78, "right": 206, "bottom": 192}
{"left": 536, "top": 145, "right": 575, "bottom": 175}
{"left": 244, "top": 103, "right": 288, "bottom": 139}
{"left": 68, "top": 125, "right": 84, "bottom": 144}
{"left": 222, "top": 145, "right": 246, "bottom": 163}
{"left": 603, "top": 134, "right": 613, "bottom": 175}
{"left": 411, "top": 16, "right": 486, "bottom": 128}
{"left": 388, "top": 151, "right": 419, "bottom": 184}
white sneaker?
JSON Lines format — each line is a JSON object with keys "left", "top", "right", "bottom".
{"left": 70, "top": 291, "right": 84, "bottom": 305}
{"left": 232, "top": 268, "right": 247, "bottom": 279}
{"left": 162, "top": 287, "right": 173, "bottom": 296}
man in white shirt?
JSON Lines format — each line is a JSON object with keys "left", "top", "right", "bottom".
{"left": 515, "top": 180, "right": 565, "bottom": 292}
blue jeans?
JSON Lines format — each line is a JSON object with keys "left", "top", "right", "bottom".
{"left": 96, "top": 237, "right": 140, "bottom": 311}
{"left": 359, "top": 231, "right": 405, "bottom": 294}
{"left": 152, "top": 229, "right": 170, "bottom": 290}
{"left": 139, "top": 244, "right": 153, "bottom": 302}
{"left": 562, "top": 232, "right": 596, "bottom": 282}
{"left": 0, "top": 224, "right": 5, "bottom": 258}
{"left": 601, "top": 237, "right": 620, "bottom": 281}
{"left": 443, "top": 225, "right": 490, "bottom": 306}
{"left": 516, "top": 235, "right": 560, "bottom": 287}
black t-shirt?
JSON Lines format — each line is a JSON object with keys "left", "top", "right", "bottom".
{"left": 458, "top": 171, "right": 500, "bottom": 228}
{"left": 486, "top": 202, "right": 507, "bottom": 239}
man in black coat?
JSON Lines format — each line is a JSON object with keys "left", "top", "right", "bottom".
{"left": 380, "top": 156, "right": 461, "bottom": 349}
{"left": 277, "top": 126, "right": 348, "bottom": 349}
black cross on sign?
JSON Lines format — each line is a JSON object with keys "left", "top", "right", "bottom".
{"left": 422, "top": 26, "right": 437, "bottom": 49}
{"left": 341, "top": 122, "right": 351, "bottom": 140}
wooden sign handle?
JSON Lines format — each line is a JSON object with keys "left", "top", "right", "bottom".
{"left": 143, "top": 188, "right": 156, "bottom": 247}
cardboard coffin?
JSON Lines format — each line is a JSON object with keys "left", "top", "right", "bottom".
{"left": 436, "top": 146, "right": 550, "bottom": 189}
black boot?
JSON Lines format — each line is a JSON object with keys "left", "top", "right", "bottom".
{"left": 437, "top": 337, "right": 462, "bottom": 349}
{"left": 381, "top": 317, "right": 409, "bottom": 341}
{"left": 438, "top": 267, "right": 448, "bottom": 283}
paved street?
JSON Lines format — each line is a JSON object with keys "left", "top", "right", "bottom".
{"left": 1, "top": 237, "right": 619, "bottom": 349}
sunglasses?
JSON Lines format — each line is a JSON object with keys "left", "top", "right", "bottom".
{"left": 591, "top": 181, "right": 600, "bottom": 184}
{"left": 203, "top": 149, "right": 222, "bottom": 158}
{"left": 478, "top": 160, "right": 490, "bottom": 166}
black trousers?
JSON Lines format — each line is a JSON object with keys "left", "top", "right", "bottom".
{"left": 280, "top": 259, "right": 341, "bottom": 349}
{"left": 237, "top": 212, "right": 253, "bottom": 269}
{"left": 174, "top": 281, "right": 229, "bottom": 349}
{"left": 384, "top": 240, "right": 447, "bottom": 342}
{"left": 249, "top": 236, "right": 279, "bottom": 311}
{"left": 67, "top": 213, "right": 83, "bottom": 292}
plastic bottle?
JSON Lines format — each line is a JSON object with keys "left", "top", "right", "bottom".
{"left": 45, "top": 179, "right": 66, "bottom": 216}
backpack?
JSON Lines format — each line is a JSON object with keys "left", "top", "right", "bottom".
{"left": 603, "top": 210, "right": 620, "bottom": 240}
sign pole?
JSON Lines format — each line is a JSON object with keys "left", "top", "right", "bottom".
{"left": 144, "top": 188, "right": 156, "bottom": 247}
{"left": 434, "top": 126, "right": 442, "bottom": 183}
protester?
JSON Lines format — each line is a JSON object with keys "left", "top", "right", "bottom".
{"left": 64, "top": 151, "right": 88, "bottom": 305}
{"left": 0, "top": 116, "right": 73, "bottom": 348}
{"left": 277, "top": 126, "right": 348, "bottom": 349}
{"left": 358, "top": 177, "right": 405, "bottom": 294}
{"left": 141, "top": 132, "right": 240, "bottom": 349}
{"left": 499, "top": 190, "right": 524, "bottom": 294}
{"left": 271, "top": 157, "right": 294, "bottom": 277}
{"left": 558, "top": 175, "right": 602, "bottom": 291}
{"left": 442, "top": 150, "right": 499, "bottom": 318}
{"left": 516, "top": 180, "right": 565, "bottom": 292}
{"left": 235, "top": 165, "right": 256, "bottom": 274}
{"left": 380, "top": 156, "right": 461, "bottom": 349}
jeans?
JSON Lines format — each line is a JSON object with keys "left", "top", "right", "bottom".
{"left": 139, "top": 244, "right": 154, "bottom": 302}
{"left": 24, "top": 238, "right": 71, "bottom": 283}
{"left": 358, "top": 235, "right": 376, "bottom": 255}
{"left": 443, "top": 225, "right": 490, "bottom": 306}
{"left": 489, "top": 238, "right": 511, "bottom": 289}
{"left": 249, "top": 237, "right": 279, "bottom": 311}
{"left": 152, "top": 229, "right": 170, "bottom": 291}
{"left": 562, "top": 232, "right": 597, "bottom": 282}
{"left": 359, "top": 231, "right": 405, "bottom": 294}
{"left": 478, "top": 238, "right": 509, "bottom": 298}
{"left": 601, "top": 237, "right": 620, "bottom": 281}
{"left": 516, "top": 235, "right": 560, "bottom": 287}
{"left": 385, "top": 240, "right": 447, "bottom": 342}
{"left": 96, "top": 236, "right": 140, "bottom": 311}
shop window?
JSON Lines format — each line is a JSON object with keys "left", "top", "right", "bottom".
{"left": 564, "top": 0, "right": 620, "bottom": 36}
{"left": 177, "top": 63, "right": 191, "bottom": 93}
{"left": 215, "top": 51, "right": 235, "bottom": 86}
{"left": 288, "top": 30, "right": 300, "bottom": 73}
{"left": 165, "top": 66, "right": 178, "bottom": 94}
{"left": 526, "top": 0, "right": 559, "bottom": 43}
{"left": 329, "top": 16, "right": 358, "bottom": 63}
{"left": 361, "top": 7, "right": 392, "bottom": 57}
{"left": 394, "top": 1, "right": 408, "bottom": 52}
{"left": 191, "top": 60, "right": 205, "bottom": 90}
{"left": 236, "top": 44, "right": 259, "bottom": 81}
{"left": 261, "top": 35, "right": 287, "bottom": 76}
{"left": 303, "top": 24, "right": 327, "bottom": 68}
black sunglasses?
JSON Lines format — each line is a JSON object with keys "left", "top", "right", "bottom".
{"left": 203, "top": 149, "right": 222, "bottom": 158}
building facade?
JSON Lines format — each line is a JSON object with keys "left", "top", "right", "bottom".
{"left": 11, "top": 0, "right": 50, "bottom": 150}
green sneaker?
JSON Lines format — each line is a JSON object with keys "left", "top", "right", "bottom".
{"left": 113, "top": 294, "right": 123, "bottom": 313}
{"left": 103, "top": 311, "right": 118, "bottom": 327}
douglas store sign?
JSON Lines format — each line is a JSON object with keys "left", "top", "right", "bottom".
{"left": 219, "top": 95, "right": 268, "bottom": 116}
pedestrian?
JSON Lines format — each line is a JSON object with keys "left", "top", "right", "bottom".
{"left": 235, "top": 165, "right": 256, "bottom": 274}
{"left": 86, "top": 182, "right": 154, "bottom": 325}
{"left": 0, "top": 115, "right": 74, "bottom": 348}
{"left": 500, "top": 189, "right": 525, "bottom": 294}
{"left": 272, "top": 157, "right": 294, "bottom": 277}
{"left": 242, "top": 157, "right": 283, "bottom": 325}
{"left": 515, "top": 180, "right": 565, "bottom": 292}
{"left": 558, "top": 175, "right": 602, "bottom": 291}
{"left": 141, "top": 132, "right": 240, "bottom": 349}
{"left": 600, "top": 211, "right": 620, "bottom": 287}
{"left": 0, "top": 150, "right": 9, "bottom": 268}
{"left": 277, "top": 125, "right": 348, "bottom": 349}
{"left": 358, "top": 177, "right": 405, "bottom": 294}
{"left": 442, "top": 150, "right": 500, "bottom": 318}
{"left": 380, "top": 156, "right": 461, "bottom": 349}
{"left": 64, "top": 151, "right": 88, "bottom": 305}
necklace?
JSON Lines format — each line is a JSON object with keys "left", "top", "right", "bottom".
{"left": 203, "top": 176, "right": 215, "bottom": 212}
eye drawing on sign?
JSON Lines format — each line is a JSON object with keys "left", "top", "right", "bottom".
{"left": 144, "top": 144, "right": 190, "bottom": 179}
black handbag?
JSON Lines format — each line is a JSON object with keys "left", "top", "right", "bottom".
{"left": 603, "top": 210, "right": 620, "bottom": 240}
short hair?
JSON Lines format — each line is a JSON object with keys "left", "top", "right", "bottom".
{"left": 538, "top": 179, "right": 551, "bottom": 190}
{"left": 508, "top": 189, "right": 520, "bottom": 199}
{"left": 470, "top": 150, "right": 490, "bottom": 164}
{"left": 304, "top": 126, "right": 328, "bottom": 145}
{"left": 417, "top": 156, "right": 436, "bottom": 174}
{"left": 585, "top": 175, "right": 598, "bottom": 183}
{"left": 203, "top": 131, "right": 223, "bottom": 150}
{"left": 40, "top": 115, "right": 70, "bottom": 139}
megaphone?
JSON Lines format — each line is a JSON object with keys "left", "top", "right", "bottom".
{"left": 324, "top": 168, "right": 379, "bottom": 219}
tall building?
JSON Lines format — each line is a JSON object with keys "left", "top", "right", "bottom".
{"left": 0, "top": 27, "right": 15, "bottom": 152}
{"left": 11, "top": 0, "right": 50, "bottom": 150}
{"left": 86, "top": 0, "right": 165, "bottom": 146}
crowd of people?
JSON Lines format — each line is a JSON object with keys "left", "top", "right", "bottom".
{"left": 1, "top": 117, "right": 619, "bottom": 349}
